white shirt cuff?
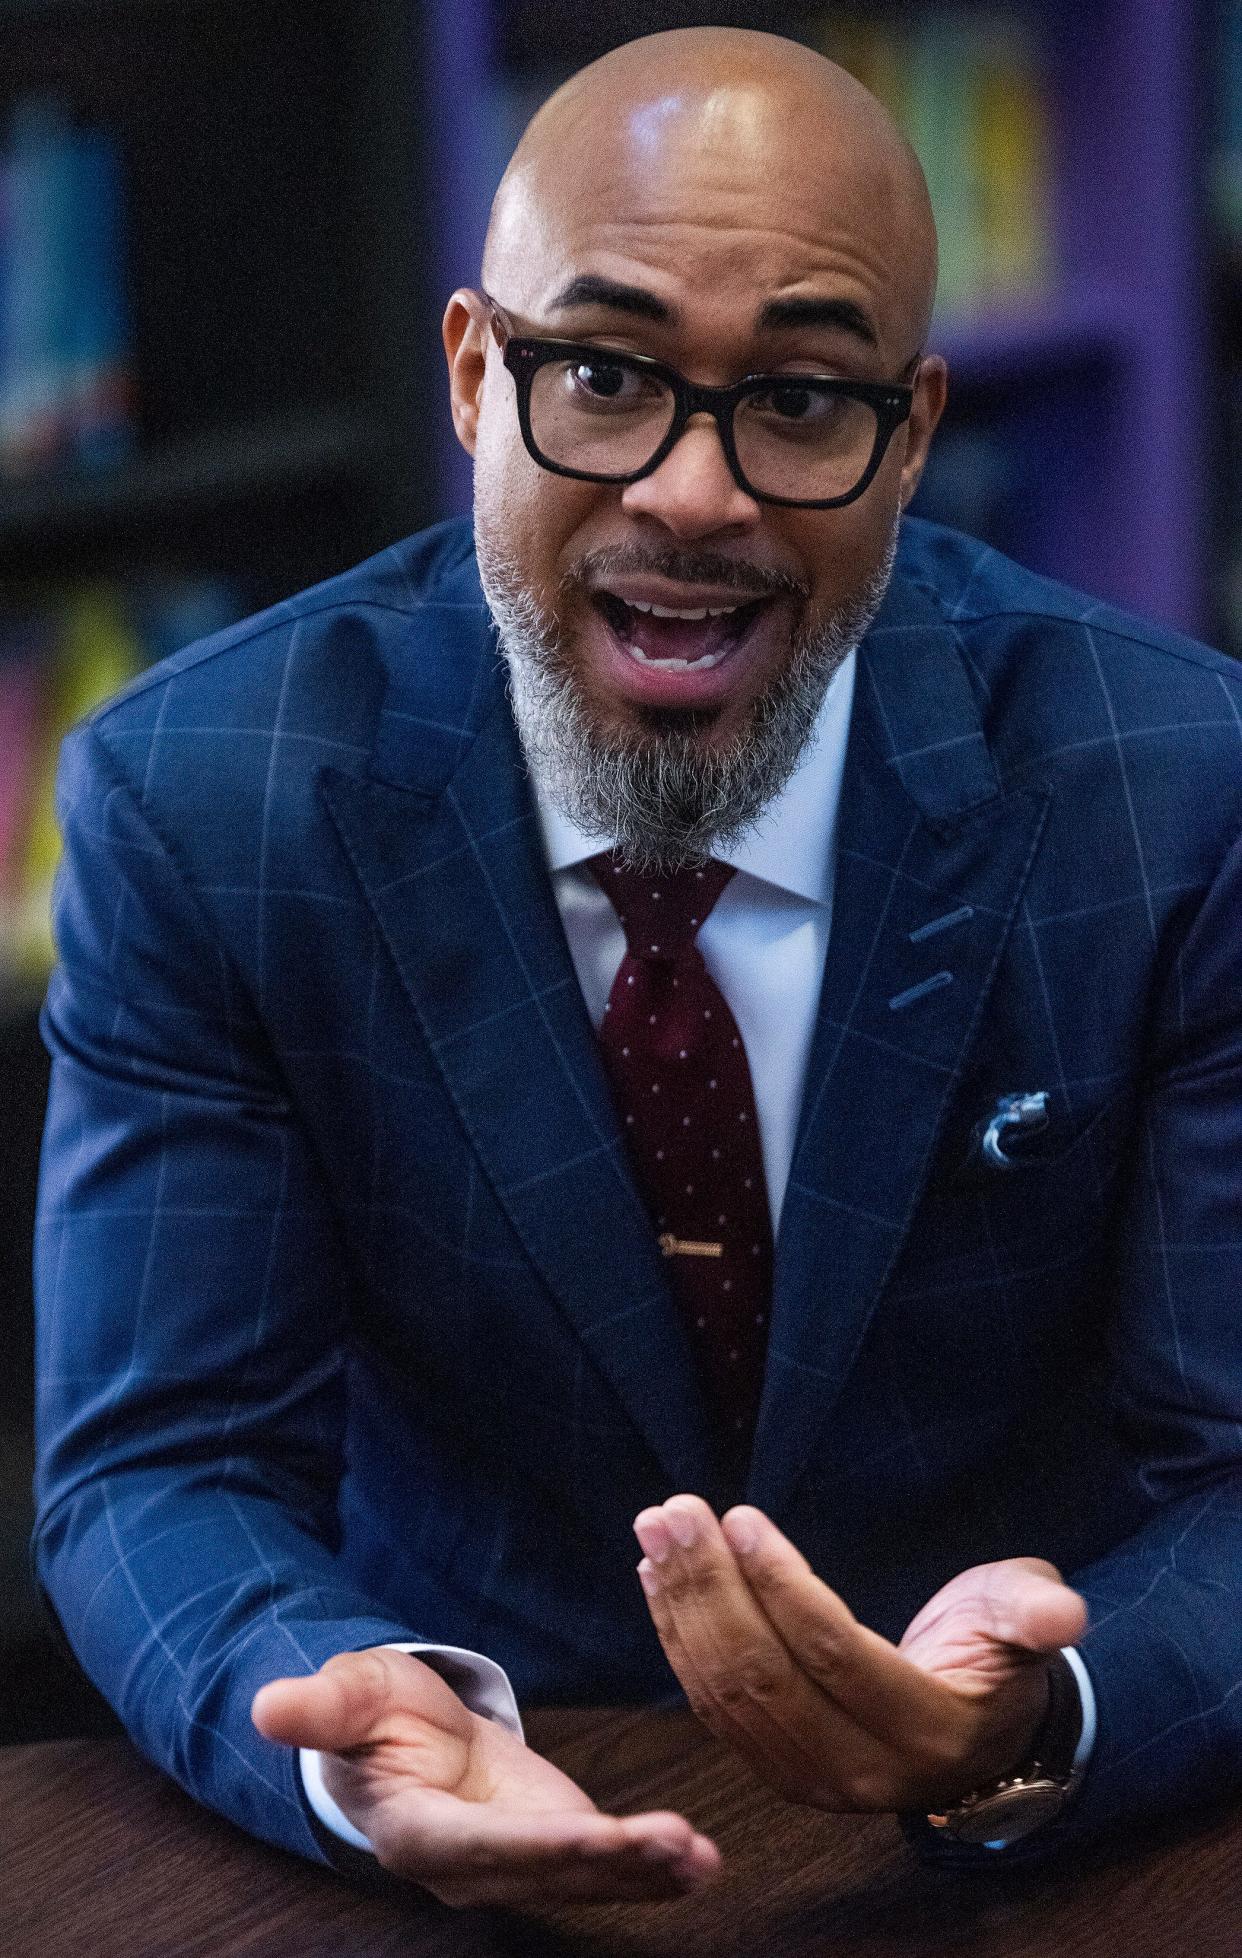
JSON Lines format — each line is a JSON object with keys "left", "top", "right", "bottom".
{"left": 1060, "top": 1643, "right": 1097, "bottom": 1773}
{"left": 299, "top": 1641, "right": 523, "bottom": 1853}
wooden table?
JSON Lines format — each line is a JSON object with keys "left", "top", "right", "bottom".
{"left": 3, "top": 1707, "right": 1240, "bottom": 1956}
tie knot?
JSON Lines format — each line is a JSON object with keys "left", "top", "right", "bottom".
{"left": 592, "top": 851, "right": 735, "bottom": 961}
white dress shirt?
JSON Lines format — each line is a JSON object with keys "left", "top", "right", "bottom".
{"left": 303, "top": 645, "right": 1094, "bottom": 1850}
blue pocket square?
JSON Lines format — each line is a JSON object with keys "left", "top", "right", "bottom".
{"left": 976, "top": 1091, "right": 1050, "bottom": 1169}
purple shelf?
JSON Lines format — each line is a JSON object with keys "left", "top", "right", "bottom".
{"left": 930, "top": 290, "right": 1134, "bottom": 384}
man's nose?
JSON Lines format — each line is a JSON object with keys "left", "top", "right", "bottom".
{"left": 619, "top": 414, "right": 762, "bottom": 539}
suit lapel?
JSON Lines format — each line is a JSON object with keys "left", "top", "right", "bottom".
{"left": 317, "top": 558, "right": 1051, "bottom": 1517}
{"left": 749, "top": 574, "right": 1052, "bottom": 1520}
{"left": 319, "top": 605, "right": 718, "bottom": 1499}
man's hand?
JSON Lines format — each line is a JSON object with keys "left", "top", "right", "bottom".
{"left": 251, "top": 1648, "right": 720, "bottom": 1907}
{"left": 633, "top": 1496, "right": 1088, "bottom": 1813}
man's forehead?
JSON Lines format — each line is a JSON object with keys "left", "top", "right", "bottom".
{"left": 491, "top": 203, "right": 911, "bottom": 359}
{"left": 485, "top": 77, "right": 927, "bottom": 345}
{"left": 509, "top": 86, "right": 893, "bottom": 245}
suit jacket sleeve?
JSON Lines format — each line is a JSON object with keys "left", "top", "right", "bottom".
{"left": 32, "top": 721, "right": 428, "bottom": 1866}
{"left": 1059, "top": 817, "right": 1242, "bottom": 1841}
{"left": 913, "top": 817, "right": 1242, "bottom": 1865}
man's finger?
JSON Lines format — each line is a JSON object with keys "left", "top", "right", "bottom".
{"left": 252, "top": 1654, "right": 392, "bottom": 1753}
{"left": 897, "top": 1557, "right": 1089, "bottom": 1670}
{"left": 634, "top": 1496, "right": 894, "bottom": 1791}
{"left": 367, "top": 1787, "right": 720, "bottom": 1905}
{"left": 251, "top": 1648, "right": 468, "bottom": 1753}
{"left": 720, "top": 1505, "right": 961, "bottom": 1747}
{"left": 974, "top": 1558, "right": 1090, "bottom": 1654}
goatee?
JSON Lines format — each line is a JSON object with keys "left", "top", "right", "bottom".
{"left": 476, "top": 527, "right": 899, "bottom": 874}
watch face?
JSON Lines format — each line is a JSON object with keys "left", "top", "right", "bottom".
{"left": 947, "top": 1779, "right": 1069, "bottom": 1846}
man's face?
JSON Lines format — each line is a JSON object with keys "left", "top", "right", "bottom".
{"left": 446, "top": 72, "right": 945, "bottom": 863}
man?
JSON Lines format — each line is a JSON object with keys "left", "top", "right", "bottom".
{"left": 33, "top": 28, "right": 1242, "bottom": 1911}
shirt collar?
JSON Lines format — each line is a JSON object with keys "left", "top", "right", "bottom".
{"left": 531, "top": 646, "right": 857, "bottom": 907}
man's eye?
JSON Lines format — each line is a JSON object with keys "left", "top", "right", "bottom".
{"left": 573, "top": 360, "right": 627, "bottom": 398}
{"left": 562, "top": 360, "right": 657, "bottom": 409}
{"left": 754, "top": 383, "right": 833, "bottom": 422}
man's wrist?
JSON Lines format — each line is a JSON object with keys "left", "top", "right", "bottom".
{"left": 910, "top": 1647, "right": 1096, "bottom": 1859}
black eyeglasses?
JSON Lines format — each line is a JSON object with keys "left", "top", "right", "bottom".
{"left": 477, "top": 291, "right": 920, "bottom": 510}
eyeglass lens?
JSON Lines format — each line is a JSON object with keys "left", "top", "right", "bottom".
{"left": 527, "top": 354, "right": 883, "bottom": 499}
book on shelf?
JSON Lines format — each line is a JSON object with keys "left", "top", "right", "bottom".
{"left": 0, "top": 577, "right": 243, "bottom": 994}
{"left": 814, "top": 9, "right": 1053, "bottom": 321}
{"left": 972, "top": 15, "right": 1051, "bottom": 300}
{"left": 0, "top": 96, "right": 137, "bottom": 481}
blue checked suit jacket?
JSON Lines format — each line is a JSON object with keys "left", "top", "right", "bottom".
{"left": 33, "top": 515, "right": 1242, "bottom": 1867}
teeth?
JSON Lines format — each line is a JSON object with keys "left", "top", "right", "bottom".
{"left": 622, "top": 598, "right": 740, "bottom": 620}
{"left": 624, "top": 643, "right": 723, "bottom": 670}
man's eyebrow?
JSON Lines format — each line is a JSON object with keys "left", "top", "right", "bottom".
{"left": 548, "top": 275, "right": 674, "bottom": 322}
{"left": 545, "top": 277, "right": 878, "bottom": 345}
{"left": 757, "top": 295, "right": 878, "bottom": 345}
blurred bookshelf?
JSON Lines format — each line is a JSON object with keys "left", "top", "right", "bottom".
{"left": 0, "top": 409, "right": 380, "bottom": 542}
{"left": 0, "top": 0, "right": 437, "bottom": 1730}
{"left": 1, "top": 0, "right": 438, "bottom": 1008}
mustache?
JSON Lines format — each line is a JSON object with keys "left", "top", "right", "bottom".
{"left": 564, "top": 546, "right": 809, "bottom": 603}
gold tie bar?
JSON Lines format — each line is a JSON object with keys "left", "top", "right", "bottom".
{"left": 659, "top": 1233, "right": 724, "bottom": 1259}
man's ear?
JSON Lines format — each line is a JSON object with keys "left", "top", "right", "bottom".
{"left": 443, "top": 289, "right": 489, "bottom": 456}
{"left": 898, "top": 354, "right": 948, "bottom": 509}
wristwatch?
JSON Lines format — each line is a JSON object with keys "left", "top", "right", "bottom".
{"left": 925, "top": 1652, "right": 1084, "bottom": 1847}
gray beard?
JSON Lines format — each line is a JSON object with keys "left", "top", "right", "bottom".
{"left": 476, "top": 526, "right": 899, "bottom": 874}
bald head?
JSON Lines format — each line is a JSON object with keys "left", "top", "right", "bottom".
{"left": 484, "top": 27, "right": 938, "bottom": 354}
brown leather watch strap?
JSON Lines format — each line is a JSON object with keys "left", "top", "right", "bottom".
{"left": 1029, "top": 1649, "right": 1084, "bottom": 1780}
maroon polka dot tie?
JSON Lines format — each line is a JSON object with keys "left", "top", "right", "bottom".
{"left": 591, "top": 852, "right": 774, "bottom": 1455}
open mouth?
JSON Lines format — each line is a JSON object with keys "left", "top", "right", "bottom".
{"left": 592, "top": 590, "right": 769, "bottom": 672}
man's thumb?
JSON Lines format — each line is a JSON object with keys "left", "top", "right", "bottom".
{"left": 252, "top": 1648, "right": 400, "bottom": 1752}
{"left": 988, "top": 1559, "right": 1089, "bottom": 1655}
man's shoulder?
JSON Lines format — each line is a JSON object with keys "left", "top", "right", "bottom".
{"left": 893, "top": 519, "right": 1242, "bottom": 866}
{"left": 897, "top": 517, "right": 1241, "bottom": 690}
{"left": 898, "top": 517, "right": 1242, "bottom": 765}
{"left": 85, "top": 516, "right": 489, "bottom": 766}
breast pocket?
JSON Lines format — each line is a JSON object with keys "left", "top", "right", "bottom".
{"left": 910, "top": 1088, "right": 1138, "bottom": 1282}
